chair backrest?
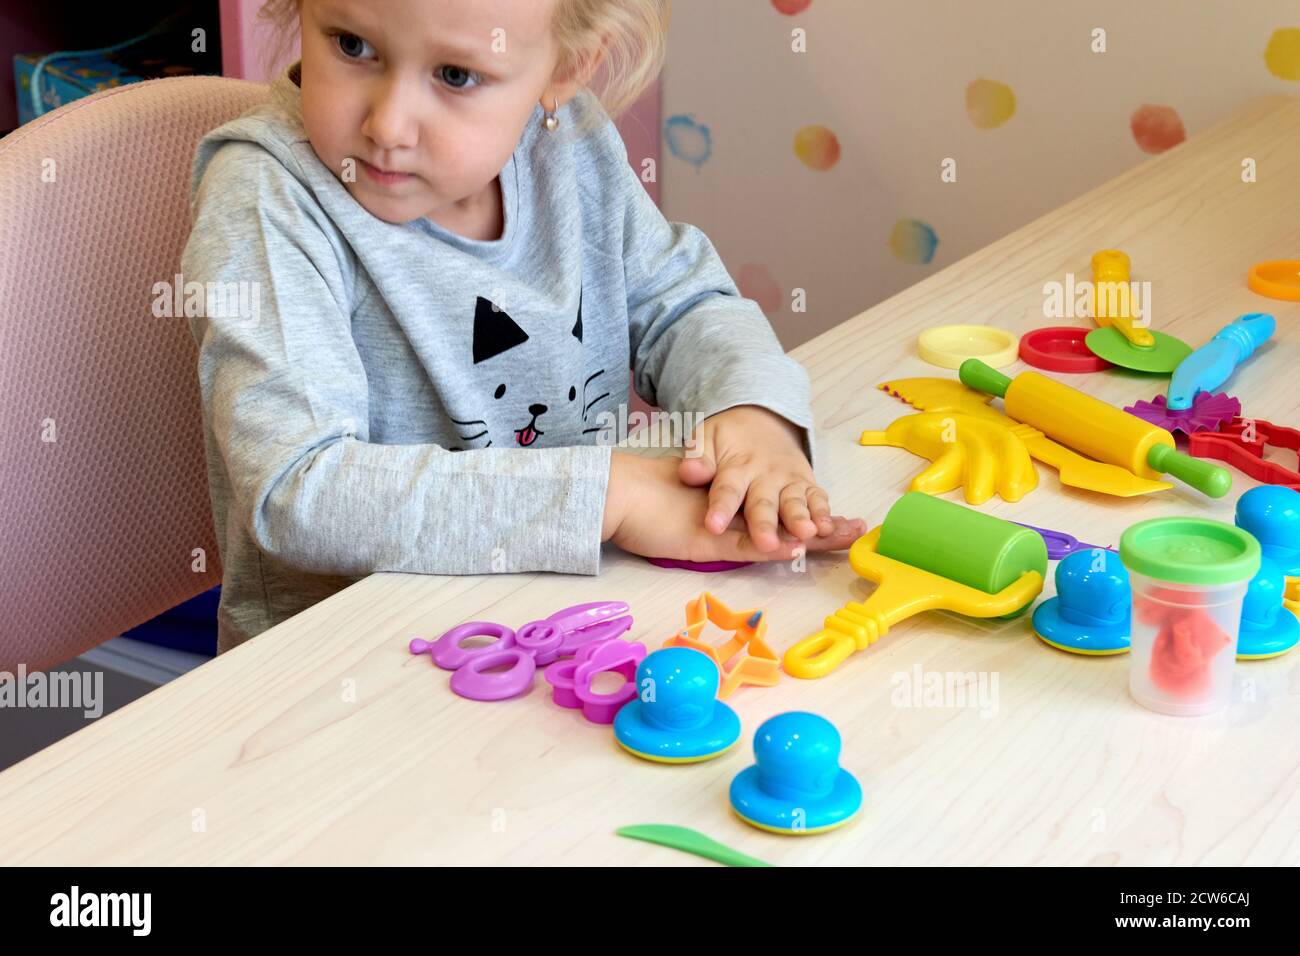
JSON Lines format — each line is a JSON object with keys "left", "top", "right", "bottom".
{"left": 0, "top": 75, "right": 268, "bottom": 673}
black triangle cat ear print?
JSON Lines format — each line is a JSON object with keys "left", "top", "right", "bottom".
{"left": 572, "top": 290, "right": 583, "bottom": 342}
{"left": 473, "top": 296, "right": 530, "bottom": 364}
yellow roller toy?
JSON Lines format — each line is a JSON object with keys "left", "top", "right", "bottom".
{"left": 958, "top": 360, "right": 1232, "bottom": 498}
{"left": 783, "top": 493, "right": 1047, "bottom": 679}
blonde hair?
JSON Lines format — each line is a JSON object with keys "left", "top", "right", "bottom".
{"left": 257, "top": 0, "right": 669, "bottom": 133}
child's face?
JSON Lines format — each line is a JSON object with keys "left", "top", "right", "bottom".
{"left": 299, "top": 0, "right": 561, "bottom": 225}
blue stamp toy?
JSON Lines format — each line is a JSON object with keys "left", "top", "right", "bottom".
{"left": 1235, "top": 486, "right": 1300, "bottom": 576}
{"left": 613, "top": 647, "right": 740, "bottom": 763}
{"left": 1238, "top": 557, "right": 1300, "bottom": 659}
{"left": 729, "top": 712, "right": 861, "bottom": 835}
{"left": 1032, "top": 548, "right": 1131, "bottom": 655}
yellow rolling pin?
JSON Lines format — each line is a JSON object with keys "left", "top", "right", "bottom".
{"left": 958, "top": 359, "right": 1232, "bottom": 498}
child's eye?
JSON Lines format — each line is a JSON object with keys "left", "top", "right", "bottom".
{"left": 333, "top": 31, "right": 375, "bottom": 60}
{"left": 438, "top": 65, "right": 483, "bottom": 91}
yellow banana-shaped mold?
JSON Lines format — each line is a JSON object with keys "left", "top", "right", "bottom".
{"left": 860, "top": 412, "right": 1038, "bottom": 504}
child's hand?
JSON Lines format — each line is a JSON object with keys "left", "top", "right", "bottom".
{"left": 602, "top": 451, "right": 862, "bottom": 562}
{"left": 677, "top": 404, "right": 860, "bottom": 552}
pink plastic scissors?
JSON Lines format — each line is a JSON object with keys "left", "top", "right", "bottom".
{"left": 409, "top": 601, "right": 633, "bottom": 701}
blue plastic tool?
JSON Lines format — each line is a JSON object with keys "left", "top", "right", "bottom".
{"left": 1238, "top": 557, "right": 1299, "bottom": 659}
{"left": 1167, "top": 313, "right": 1274, "bottom": 411}
{"left": 613, "top": 648, "right": 740, "bottom": 763}
{"left": 729, "top": 712, "right": 862, "bottom": 835}
{"left": 1235, "top": 486, "right": 1300, "bottom": 576}
{"left": 1032, "top": 549, "right": 1132, "bottom": 655}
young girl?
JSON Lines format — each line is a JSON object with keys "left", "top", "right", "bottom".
{"left": 183, "top": 0, "right": 865, "bottom": 652}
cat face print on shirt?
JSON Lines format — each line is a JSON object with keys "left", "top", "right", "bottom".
{"left": 448, "top": 291, "right": 610, "bottom": 449}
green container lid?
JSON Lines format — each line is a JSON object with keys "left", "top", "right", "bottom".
{"left": 1119, "top": 517, "right": 1261, "bottom": 585}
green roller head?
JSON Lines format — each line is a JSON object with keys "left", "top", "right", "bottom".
{"left": 876, "top": 493, "right": 1048, "bottom": 604}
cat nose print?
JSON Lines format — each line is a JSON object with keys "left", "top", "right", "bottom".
{"left": 529, "top": 404, "right": 548, "bottom": 416}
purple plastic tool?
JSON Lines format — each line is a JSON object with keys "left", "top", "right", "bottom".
{"left": 1123, "top": 392, "right": 1241, "bottom": 437}
{"left": 409, "top": 601, "right": 633, "bottom": 701}
{"left": 646, "top": 557, "right": 752, "bottom": 572}
{"left": 1011, "top": 521, "right": 1115, "bottom": 561}
{"left": 545, "top": 637, "right": 646, "bottom": 723}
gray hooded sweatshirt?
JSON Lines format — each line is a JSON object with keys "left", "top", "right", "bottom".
{"left": 181, "top": 63, "right": 816, "bottom": 653}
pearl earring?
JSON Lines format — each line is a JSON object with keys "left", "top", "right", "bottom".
{"left": 543, "top": 97, "right": 559, "bottom": 132}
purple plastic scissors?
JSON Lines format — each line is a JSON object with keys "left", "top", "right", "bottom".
{"left": 409, "top": 601, "right": 633, "bottom": 701}
{"left": 1012, "top": 521, "right": 1115, "bottom": 561}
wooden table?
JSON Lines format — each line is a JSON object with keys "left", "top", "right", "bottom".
{"left": 3, "top": 96, "right": 1298, "bottom": 866}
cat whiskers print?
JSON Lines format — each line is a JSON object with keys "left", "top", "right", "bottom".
{"left": 448, "top": 292, "right": 601, "bottom": 450}
{"left": 580, "top": 369, "right": 610, "bottom": 435}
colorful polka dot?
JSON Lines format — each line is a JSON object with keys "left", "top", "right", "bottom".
{"left": 737, "top": 264, "right": 783, "bottom": 315}
{"left": 771, "top": 0, "right": 813, "bottom": 14}
{"left": 1264, "top": 28, "right": 1300, "bottom": 81}
{"left": 1130, "top": 104, "right": 1186, "bottom": 154}
{"left": 794, "top": 124, "right": 840, "bottom": 170}
{"left": 890, "top": 219, "right": 939, "bottom": 265}
{"left": 664, "top": 114, "right": 713, "bottom": 169}
{"left": 965, "top": 79, "right": 1016, "bottom": 129}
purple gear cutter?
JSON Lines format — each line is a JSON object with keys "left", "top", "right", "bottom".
{"left": 1124, "top": 392, "right": 1242, "bottom": 438}
{"left": 409, "top": 601, "right": 632, "bottom": 701}
{"left": 1012, "top": 522, "right": 1115, "bottom": 561}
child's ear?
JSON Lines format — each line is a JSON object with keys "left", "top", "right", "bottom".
{"left": 544, "top": 39, "right": 608, "bottom": 109}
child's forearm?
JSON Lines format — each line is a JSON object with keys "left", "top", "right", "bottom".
{"left": 227, "top": 436, "right": 613, "bottom": 577}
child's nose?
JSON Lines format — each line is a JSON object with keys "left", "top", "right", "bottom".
{"left": 530, "top": 404, "right": 548, "bottom": 416}
{"left": 362, "top": 80, "right": 420, "bottom": 152}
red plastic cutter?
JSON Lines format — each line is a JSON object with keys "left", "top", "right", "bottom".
{"left": 1188, "top": 418, "right": 1300, "bottom": 490}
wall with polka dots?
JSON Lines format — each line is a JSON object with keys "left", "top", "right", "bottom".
{"left": 656, "top": 0, "right": 1300, "bottom": 349}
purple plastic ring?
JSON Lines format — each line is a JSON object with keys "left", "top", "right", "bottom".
{"left": 430, "top": 622, "right": 515, "bottom": 670}
{"left": 449, "top": 648, "right": 536, "bottom": 701}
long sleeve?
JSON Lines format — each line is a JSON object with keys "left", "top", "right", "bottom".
{"left": 183, "top": 143, "right": 611, "bottom": 578}
{"left": 604, "top": 128, "right": 818, "bottom": 469}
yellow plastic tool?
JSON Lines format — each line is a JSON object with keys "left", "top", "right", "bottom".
{"left": 859, "top": 412, "right": 1038, "bottom": 504}
{"left": 878, "top": 378, "right": 1174, "bottom": 497}
{"left": 959, "top": 361, "right": 1232, "bottom": 497}
{"left": 1285, "top": 577, "right": 1299, "bottom": 619}
{"left": 1090, "top": 249, "right": 1153, "bottom": 348}
{"left": 916, "top": 324, "right": 1019, "bottom": 369}
{"left": 783, "top": 527, "right": 1045, "bottom": 680}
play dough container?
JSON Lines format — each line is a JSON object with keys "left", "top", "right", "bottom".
{"left": 1120, "top": 518, "right": 1260, "bottom": 716}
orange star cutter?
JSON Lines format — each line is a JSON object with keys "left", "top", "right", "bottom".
{"left": 663, "top": 592, "right": 779, "bottom": 698}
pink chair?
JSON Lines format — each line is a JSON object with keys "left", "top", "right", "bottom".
{"left": 0, "top": 76, "right": 267, "bottom": 673}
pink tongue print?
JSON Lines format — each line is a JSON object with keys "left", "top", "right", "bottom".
{"left": 516, "top": 425, "right": 537, "bottom": 446}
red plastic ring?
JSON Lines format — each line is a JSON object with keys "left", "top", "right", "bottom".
{"left": 1019, "top": 326, "right": 1114, "bottom": 373}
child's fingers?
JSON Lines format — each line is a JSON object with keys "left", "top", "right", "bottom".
{"left": 805, "top": 484, "right": 835, "bottom": 535}
{"left": 677, "top": 426, "right": 717, "bottom": 487}
{"left": 800, "top": 516, "right": 868, "bottom": 551}
{"left": 704, "top": 461, "right": 752, "bottom": 535}
{"left": 700, "top": 514, "right": 864, "bottom": 563}
{"left": 742, "top": 476, "right": 787, "bottom": 552}
{"left": 778, "top": 482, "right": 821, "bottom": 539}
